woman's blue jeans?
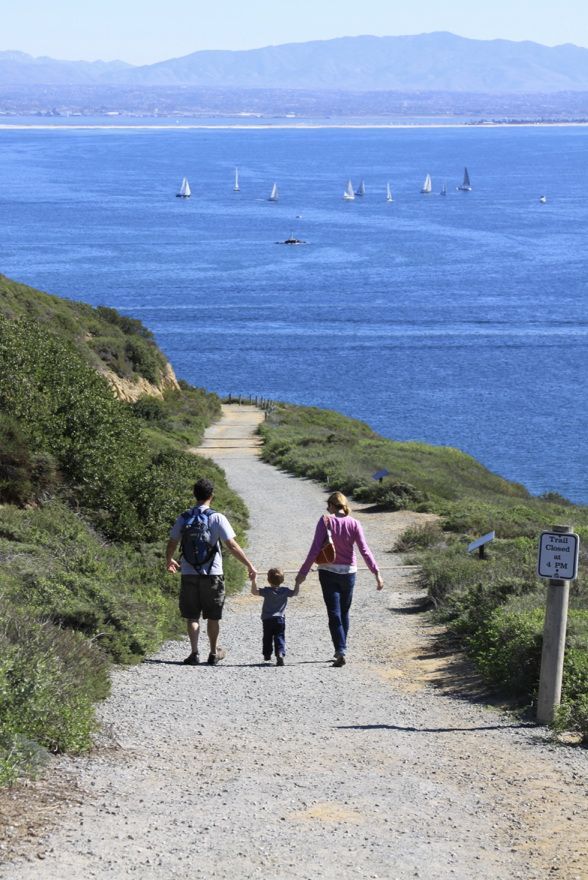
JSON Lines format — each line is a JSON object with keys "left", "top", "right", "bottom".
{"left": 318, "top": 570, "right": 356, "bottom": 656}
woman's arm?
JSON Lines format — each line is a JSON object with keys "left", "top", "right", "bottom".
{"left": 355, "top": 521, "right": 384, "bottom": 589}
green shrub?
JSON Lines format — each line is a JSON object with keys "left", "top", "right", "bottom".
{"left": 96, "top": 306, "right": 155, "bottom": 341}
{"left": 394, "top": 521, "right": 445, "bottom": 552}
{"left": 131, "top": 396, "right": 168, "bottom": 424}
{"left": 0, "top": 415, "right": 60, "bottom": 506}
{"left": 356, "top": 480, "right": 428, "bottom": 511}
{"left": 0, "top": 611, "right": 109, "bottom": 759}
{"left": 465, "top": 605, "right": 544, "bottom": 697}
{"left": 0, "top": 734, "right": 48, "bottom": 787}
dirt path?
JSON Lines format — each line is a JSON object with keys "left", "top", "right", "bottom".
{"left": 1, "top": 405, "right": 586, "bottom": 880}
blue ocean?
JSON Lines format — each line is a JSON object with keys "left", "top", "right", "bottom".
{"left": 1, "top": 122, "right": 587, "bottom": 503}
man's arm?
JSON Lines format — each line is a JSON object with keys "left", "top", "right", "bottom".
{"left": 224, "top": 538, "right": 257, "bottom": 579}
{"left": 166, "top": 538, "right": 181, "bottom": 573}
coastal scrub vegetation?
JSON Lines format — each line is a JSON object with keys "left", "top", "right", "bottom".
{"left": 0, "top": 282, "right": 246, "bottom": 784}
{"left": 260, "top": 403, "right": 588, "bottom": 740}
{"left": 0, "top": 274, "right": 170, "bottom": 386}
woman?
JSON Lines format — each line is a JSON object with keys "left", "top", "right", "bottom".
{"left": 295, "top": 491, "right": 383, "bottom": 666}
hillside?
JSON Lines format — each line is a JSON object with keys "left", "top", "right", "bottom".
{"left": 122, "top": 33, "right": 588, "bottom": 92}
{"left": 0, "top": 274, "right": 178, "bottom": 401}
{"left": 3, "top": 33, "right": 588, "bottom": 93}
{"left": 0, "top": 276, "right": 246, "bottom": 785}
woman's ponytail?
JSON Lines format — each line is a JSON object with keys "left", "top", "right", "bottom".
{"left": 327, "top": 491, "right": 350, "bottom": 516}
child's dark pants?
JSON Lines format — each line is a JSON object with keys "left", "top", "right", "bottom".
{"left": 262, "top": 616, "right": 286, "bottom": 658}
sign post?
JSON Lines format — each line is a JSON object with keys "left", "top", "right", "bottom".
{"left": 467, "top": 531, "right": 495, "bottom": 560}
{"left": 536, "top": 525, "right": 580, "bottom": 725}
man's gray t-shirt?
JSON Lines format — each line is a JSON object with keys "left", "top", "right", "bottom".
{"left": 170, "top": 506, "right": 235, "bottom": 576}
{"left": 258, "top": 586, "right": 296, "bottom": 620}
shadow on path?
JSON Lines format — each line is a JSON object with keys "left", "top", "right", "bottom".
{"left": 335, "top": 723, "right": 537, "bottom": 734}
{"left": 142, "top": 659, "right": 330, "bottom": 668}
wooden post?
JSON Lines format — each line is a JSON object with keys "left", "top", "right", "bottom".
{"left": 537, "top": 525, "right": 572, "bottom": 724}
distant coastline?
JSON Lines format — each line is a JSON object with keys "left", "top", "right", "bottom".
{"left": 2, "top": 121, "right": 588, "bottom": 131}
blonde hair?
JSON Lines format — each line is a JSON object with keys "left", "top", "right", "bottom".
{"left": 327, "top": 492, "right": 350, "bottom": 516}
{"left": 267, "top": 567, "right": 285, "bottom": 586}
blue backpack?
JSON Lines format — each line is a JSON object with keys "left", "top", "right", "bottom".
{"left": 180, "top": 508, "right": 219, "bottom": 571}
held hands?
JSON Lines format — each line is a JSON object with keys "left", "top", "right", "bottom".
{"left": 375, "top": 572, "right": 384, "bottom": 591}
{"left": 294, "top": 575, "right": 305, "bottom": 590}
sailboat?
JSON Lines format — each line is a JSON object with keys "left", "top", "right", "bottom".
{"left": 539, "top": 195, "right": 547, "bottom": 204}
{"left": 176, "top": 176, "right": 191, "bottom": 198}
{"left": 421, "top": 174, "right": 432, "bottom": 194}
{"left": 386, "top": 182, "right": 393, "bottom": 203}
{"left": 343, "top": 180, "right": 355, "bottom": 201}
{"left": 355, "top": 179, "right": 366, "bottom": 197}
{"left": 233, "top": 167, "right": 240, "bottom": 192}
{"left": 457, "top": 167, "right": 472, "bottom": 191}
{"left": 440, "top": 183, "right": 447, "bottom": 196}
{"left": 268, "top": 183, "right": 279, "bottom": 202}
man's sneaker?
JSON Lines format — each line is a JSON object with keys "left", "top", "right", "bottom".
{"left": 332, "top": 654, "right": 346, "bottom": 668}
{"left": 183, "top": 652, "right": 199, "bottom": 666}
{"left": 276, "top": 656, "right": 285, "bottom": 667}
{"left": 207, "top": 648, "right": 226, "bottom": 666}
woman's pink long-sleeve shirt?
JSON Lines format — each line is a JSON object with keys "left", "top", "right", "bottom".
{"left": 297, "top": 515, "right": 379, "bottom": 580}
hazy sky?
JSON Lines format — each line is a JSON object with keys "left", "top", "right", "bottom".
{"left": 3, "top": 0, "right": 588, "bottom": 64}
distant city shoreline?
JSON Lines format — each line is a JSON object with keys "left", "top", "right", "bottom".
{"left": 2, "top": 120, "right": 588, "bottom": 131}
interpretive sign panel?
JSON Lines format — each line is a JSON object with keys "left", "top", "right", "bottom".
{"left": 467, "top": 531, "right": 495, "bottom": 553}
{"left": 537, "top": 531, "right": 580, "bottom": 580}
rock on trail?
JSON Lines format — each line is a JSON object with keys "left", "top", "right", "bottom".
{"left": 1, "top": 405, "right": 586, "bottom": 880}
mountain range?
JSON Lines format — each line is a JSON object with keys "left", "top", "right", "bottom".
{"left": 3, "top": 32, "right": 588, "bottom": 93}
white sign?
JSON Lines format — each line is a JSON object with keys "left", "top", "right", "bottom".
{"left": 537, "top": 531, "right": 580, "bottom": 580}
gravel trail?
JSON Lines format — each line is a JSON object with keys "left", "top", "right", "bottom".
{"left": 1, "top": 405, "right": 586, "bottom": 880}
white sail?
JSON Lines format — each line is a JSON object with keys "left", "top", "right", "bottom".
{"left": 458, "top": 167, "right": 472, "bottom": 191}
{"left": 440, "top": 182, "right": 447, "bottom": 196}
{"left": 268, "top": 183, "right": 278, "bottom": 201}
{"left": 343, "top": 179, "right": 355, "bottom": 200}
{"left": 421, "top": 173, "right": 432, "bottom": 194}
{"left": 356, "top": 179, "right": 366, "bottom": 196}
{"left": 386, "top": 182, "right": 393, "bottom": 202}
{"left": 176, "top": 176, "right": 191, "bottom": 198}
{"left": 233, "top": 167, "right": 240, "bottom": 192}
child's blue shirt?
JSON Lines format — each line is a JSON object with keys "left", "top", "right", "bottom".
{"left": 258, "top": 586, "right": 296, "bottom": 620}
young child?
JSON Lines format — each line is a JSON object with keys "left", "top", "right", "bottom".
{"left": 251, "top": 567, "right": 299, "bottom": 666}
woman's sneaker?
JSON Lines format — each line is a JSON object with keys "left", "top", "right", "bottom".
{"left": 207, "top": 648, "right": 226, "bottom": 666}
{"left": 276, "top": 656, "right": 285, "bottom": 666}
{"left": 183, "top": 652, "right": 200, "bottom": 665}
{"left": 332, "top": 654, "right": 346, "bottom": 667}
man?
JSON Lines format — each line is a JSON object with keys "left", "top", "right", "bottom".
{"left": 166, "top": 477, "right": 256, "bottom": 666}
